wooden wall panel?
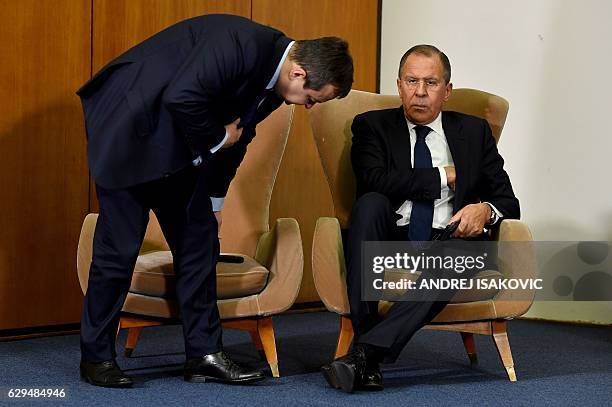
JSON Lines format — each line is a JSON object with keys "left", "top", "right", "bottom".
{"left": 0, "top": 1, "right": 91, "bottom": 329}
{"left": 92, "top": 0, "right": 251, "bottom": 71}
{"left": 89, "top": 0, "right": 251, "bottom": 211}
{"left": 253, "top": 0, "right": 379, "bottom": 302}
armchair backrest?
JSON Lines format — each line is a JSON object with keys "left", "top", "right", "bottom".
{"left": 309, "top": 89, "right": 509, "bottom": 228}
{"left": 143, "top": 104, "right": 295, "bottom": 257}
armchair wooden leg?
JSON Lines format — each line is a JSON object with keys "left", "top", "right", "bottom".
{"left": 257, "top": 317, "right": 279, "bottom": 378}
{"left": 124, "top": 327, "right": 142, "bottom": 358}
{"left": 460, "top": 332, "right": 478, "bottom": 365}
{"left": 334, "top": 316, "right": 354, "bottom": 360}
{"left": 491, "top": 320, "right": 517, "bottom": 382}
{"left": 248, "top": 326, "right": 266, "bottom": 361}
{"left": 117, "top": 315, "right": 163, "bottom": 357}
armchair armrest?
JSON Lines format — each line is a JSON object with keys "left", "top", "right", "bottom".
{"left": 493, "top": 219, "right": 537, "bottom": 316}
{"left": 255, "top": 218, "right": 304, "bottom": 315}
{"left": 312, "top": 217, "right": 350, "bottom": 315}
{"left": 495, "top": 219, "right": 536, "bottom": 279}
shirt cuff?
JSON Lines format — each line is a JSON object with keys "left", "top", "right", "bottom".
{"left": 483, "top": 201, "right": 503, "bottom": 225}
{"left": 438, "top": 167, "right": 447, "bottom": 189}
{"left": 210, "top": 130, "right": 229, "bottom": 154}
{"left": 210, "top": 197, "right": 225, "bottom": 212}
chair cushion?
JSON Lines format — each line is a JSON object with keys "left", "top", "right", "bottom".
{"left": 382, "top": 268, "right": 502, "bottom": 303}
{"left": 129, "top": 251, "right": 269, "bottom": 300}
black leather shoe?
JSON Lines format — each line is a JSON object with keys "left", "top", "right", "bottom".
{"left": 184, "top": 351, "right": 265, "bottom": 384}
{"left": 359, "top": 364, "right": 383, "bottom": 391}
{"left": 80, "top": 360, "right": 134, "bottom": 388}
{"left": 322, "top": 346, "right": 367, "bottom": 393}
{"left": 321, "top": 364, "right": 340, "bottom": 389}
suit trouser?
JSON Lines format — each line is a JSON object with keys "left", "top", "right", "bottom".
{"left": 80, "top": 165, "right": 222, "bottom": 362}
{"left": 345, "top": 192, "right": 479, "bottom": 362}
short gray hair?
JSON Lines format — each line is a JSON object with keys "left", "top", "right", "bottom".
{"left": 398, "top": 44, "right": 451, "bottom": 84}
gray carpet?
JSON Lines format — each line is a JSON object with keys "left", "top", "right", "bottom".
{"left": 1, "top": 312, "right": 611, "bottom": 406}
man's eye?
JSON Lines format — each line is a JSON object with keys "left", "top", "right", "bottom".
{"left": 427, "top": 80, "right": 438, "bottom": 86}
{"left": 407, "top": 79, "right": 418, "bottom": 85}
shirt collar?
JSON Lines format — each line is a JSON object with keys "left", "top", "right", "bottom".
{"left": 406, "top": 111, "right": 444, "bottom": 136}
{"left": 266, "top": 41, "right": 295, "bottom": 90}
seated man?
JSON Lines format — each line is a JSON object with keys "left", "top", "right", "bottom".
{"left": 322, "top": 44, "right": 519, "bottom": 393}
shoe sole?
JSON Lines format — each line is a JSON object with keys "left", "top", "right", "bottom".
{"left": 329, "top": 361, "right": 356, "bottom": 393}
{"left": 184, "top": 374, "right": 266, "bottom": 384}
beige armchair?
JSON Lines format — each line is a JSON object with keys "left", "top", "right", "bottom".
{"left": 77, "top": 104, "right": 302, "bottom": 377}
{"left": 309, "top": 89, "right": 536, "bottom": 382}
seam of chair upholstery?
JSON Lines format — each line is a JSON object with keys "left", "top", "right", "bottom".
{"left": 262, "top": 105, "right": 294, "bottom": 236}
{"left": 216, "top": 271, "right": 269, "bottom": 276}
{"left": 309, "top": 105, "right": 340, "bottom": 217}
{"left": 491, "top": 300, "right": 498, "bottom": 319}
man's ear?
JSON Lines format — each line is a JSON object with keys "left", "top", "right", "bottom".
{"left": 289, "top": 63, "right": 307, "bottom": 81}
{"left": 443, "top": 82, "right": 453, "bottom": 101}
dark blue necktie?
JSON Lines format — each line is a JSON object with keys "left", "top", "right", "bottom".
{"left": 240, "top": 89, "right": 272, "bottom": 129}
{"left": 409, "top": 125, "right": 435, "bottom": 241}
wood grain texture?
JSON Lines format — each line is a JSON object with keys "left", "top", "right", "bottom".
{"left": 253, "top": 0, "right": 379, "bottom": 302}
{"left": 92, "top": 0, "right": 251, "bottom": 71}
{"left": 0, "top": 0, "right": 91, "bottom": 329}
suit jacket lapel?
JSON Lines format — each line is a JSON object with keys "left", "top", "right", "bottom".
{"left": 389, "top": 107, "right": 413, "bottom": 173}
{"left": 244, "top": 36, "right": 292, "bottom": 128}
{"left": 443, "top": 111, "right": 469, "bottom": 212}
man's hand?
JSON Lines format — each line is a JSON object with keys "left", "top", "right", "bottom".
{"left": 222, "top": 118, "right": 243, "bottom": 149}
{"left": 448, "top": 203, "right": 491, "bottom": 238}
{"left": 444, "top": 166, "right": 456, "bottom": 190}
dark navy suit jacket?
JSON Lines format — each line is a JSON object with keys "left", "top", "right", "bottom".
{"left": 350, "top": 108, "right": 520, "bottom": 220}
{"left": 77, "top": 14, "right": 292, "bottom": 193}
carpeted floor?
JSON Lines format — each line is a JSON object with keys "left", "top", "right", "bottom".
{"left": 1, "top": 312, "right": 611, "bottom": 406}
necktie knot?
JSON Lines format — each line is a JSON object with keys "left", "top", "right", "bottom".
{"left": 414, "top": 125, "right": 431, "bottom": 140}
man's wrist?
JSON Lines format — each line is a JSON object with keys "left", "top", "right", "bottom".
{"left": 484, "top": 203, "right": 498, "bottom": 225}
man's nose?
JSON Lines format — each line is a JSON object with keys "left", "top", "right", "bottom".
{"left": 415, "top": 81, "right": 428, "bottom": 96}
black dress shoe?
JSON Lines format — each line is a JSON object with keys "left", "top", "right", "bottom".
{"left": 184, "top": 351, "right": 265, "bottom": 384}
{"left": 322, "top": 346, "right": 367, "bottom": 393}
{"left": 359, "top": 364, "right": 383, "bottom": 391}
{"left": 80, "top": 360, "right": 134, "bottom": 388}
{"left": 321, "top": 364, "right": 340, "bottom": 389}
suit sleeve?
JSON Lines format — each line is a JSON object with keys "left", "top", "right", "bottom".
{"left": 204, "top": 128, "right": 255, "bottom": 198}
{"left": 350, "top": 114, "right": 441, "bottom": 201}
{"left": 476, "top": 120, "right": 520, "bottom": 219}
{"left": 163, "top": 31, "right": 255, "bottom": 156}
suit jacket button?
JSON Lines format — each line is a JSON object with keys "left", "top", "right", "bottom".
{"left": 163, "top": 172, "right": 170, "bottom": 178}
